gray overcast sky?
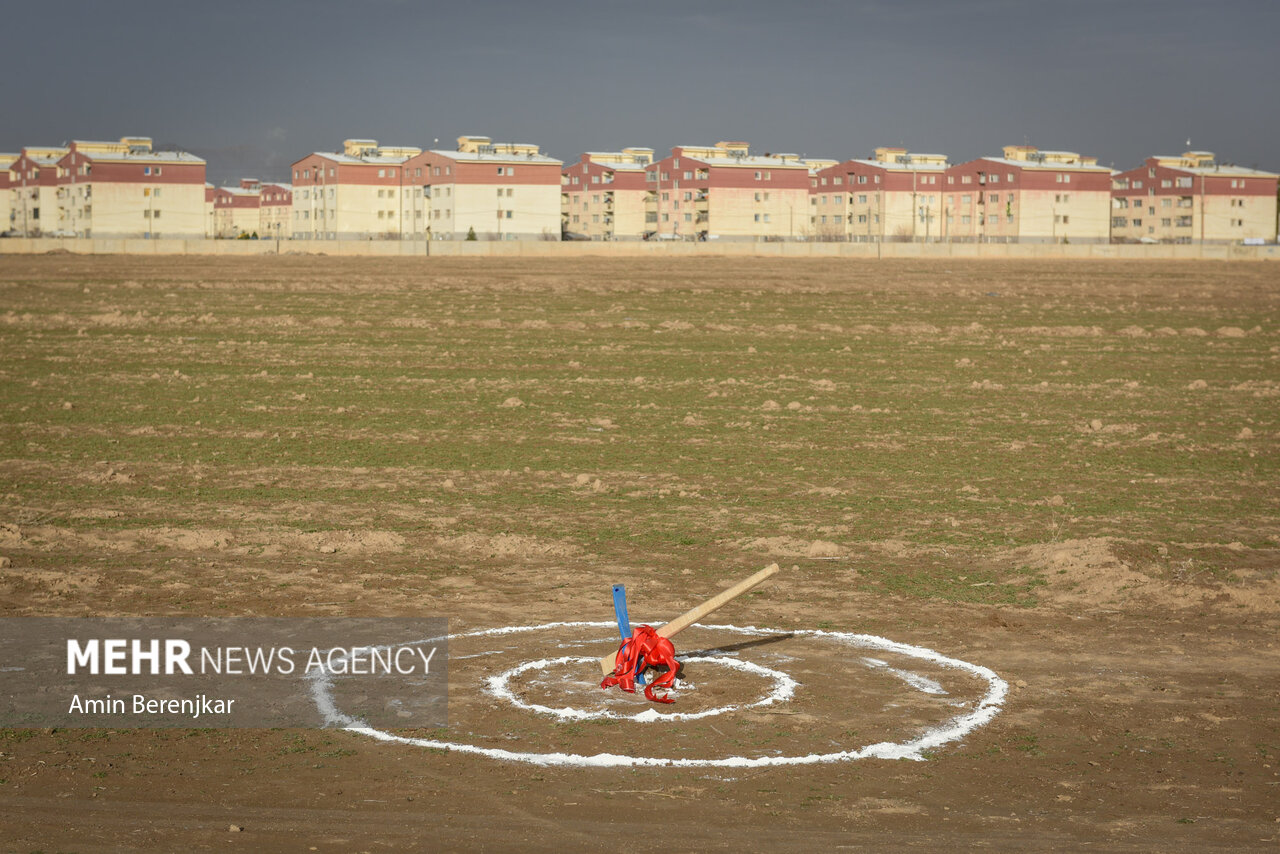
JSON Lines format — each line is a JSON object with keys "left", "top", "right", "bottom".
{"left": 5, "top": 0, "right": 1278, "bottom": 185}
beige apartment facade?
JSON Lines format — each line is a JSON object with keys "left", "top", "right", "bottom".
{"left": 944, "top": 146, "right": 1111, "bottom": 243}
{"left": 49, "top": 138, "right": 206, "bottom": 239}
{"left": 258, "top": 182, "right": 292, "bottom": 240}
{"left": 1110, "top": 152, "right": 1278, "bottom": 243}
{"left": 561, "top": 148, "right": 654, "bottom": 240}
{"left": 291, "top": 139, "right": 422, "bottom": 240}
{"left": 203, "top": 184, "right": 215, "bottom": 237}
{"left": 213, "top": 180, "right": 262, "bottom": 238}
{"left": 9, "top": 146, "right": 67, "bottom": 236}
{"left": 810, "top": 147, "right": 949, "bottom": 241}
{"left": 0, "top": 154, "right": 15, "bottom": 233}
{"left": 644, "top": 142, "right": 811, "bottom": 241}
{"left": 403, "top": 136, "right": 562, "bottom": 241}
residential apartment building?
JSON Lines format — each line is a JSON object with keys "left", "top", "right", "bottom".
{"left": 213, "top": 179, "right": 262, "bottom": 238}
{"left": 1110, "top": 151, "right": 1278, "bottom": 243}
{"left": 204, "top": 184, "right": 216, "bottom": 237}
{"left": 403, "top": 136, "right": 562, "bottom": 240}
{"left": 291, "top": 139, "right": 422, "bottom": 240}
{"left": 258, "top": 182, "right": 292, "bottom": 239}
{"left": 0, "top": 153, "right": 15, "bottom": 232}
{"left": 48, "top": 138, "right": 206, "bottom": 238}
{"left": 9, "top": 146, "right": 68, "bottom": 236}
{"left": 944, "top": 146, "right": 1111, "bottom": 243}
{"left": 561, "top": 148, "right": 654, "bottom": 240}
{"left": 644, "top": 142, "right": 811, "bottom": 241}
{"left": 810, "top": 147, "right": 949, "bottom": 241}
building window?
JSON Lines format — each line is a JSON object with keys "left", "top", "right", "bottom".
{"left": 753, "top": 213, "right": 760, "bottom": 222}
{"left": 378, "top": 169, "right": 386, "bottom": 177}
{"left": 989, "top": 174, "right": 999, "bottom": 184}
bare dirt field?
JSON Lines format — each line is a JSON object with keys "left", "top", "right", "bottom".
{"left": 1, "top": 255, "right": 1278, "bottom": 851}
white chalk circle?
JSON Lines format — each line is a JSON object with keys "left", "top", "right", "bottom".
{"left": 309, "top": 621, "right": 1007, "bottom": 769}
{"left": 486, "top": 654, "right": 797, "bottom": 722}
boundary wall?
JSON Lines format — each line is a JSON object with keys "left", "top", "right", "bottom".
{"left": 1, "top": 238, "right": 1277, "bottom": 260}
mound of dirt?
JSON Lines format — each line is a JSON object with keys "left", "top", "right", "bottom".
{"left": 740, "top": 536, "right": 846, "bottom": 558}
{"left": 1010, "top": 538, "right": 1280, "bottom": 613}
{"left": 435, "top": 533, "right": 581, "bottom": 559}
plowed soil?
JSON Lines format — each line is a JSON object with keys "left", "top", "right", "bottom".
{"left": 1, "top": 256, "right": 1277, "bottom": 851}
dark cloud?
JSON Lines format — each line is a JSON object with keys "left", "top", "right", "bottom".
{"left": 4, "top": 0, "right": 1277, "bottom": 185}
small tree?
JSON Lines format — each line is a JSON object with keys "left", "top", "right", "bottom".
{"left": 466, "top": 226, "right": 477, "bottom": 241}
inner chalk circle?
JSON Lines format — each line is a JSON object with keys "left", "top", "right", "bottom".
{"left": 310, "top": 621, "right": 1008, "bottom": 768}
{"left": 486, "top": 654, "right": 797, "bottom": 722}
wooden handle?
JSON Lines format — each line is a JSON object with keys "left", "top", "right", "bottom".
{"left": 598, "top": 563, "right": 781, "bottom": 675}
